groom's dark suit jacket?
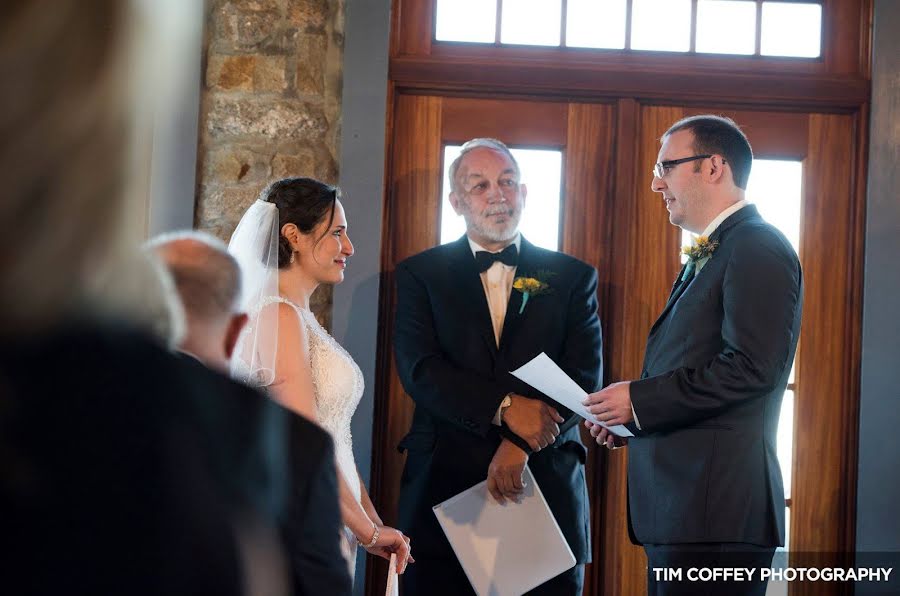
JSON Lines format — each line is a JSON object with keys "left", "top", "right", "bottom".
{"left": 627, "top": 204, "right": 803, "bottom": 547}
{"left": 394, "top": 235, "right": 603, "bottom": 564}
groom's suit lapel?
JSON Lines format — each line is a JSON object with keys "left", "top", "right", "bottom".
{"left": 648, "top": 204, "right": 760, "bottom": 338}
{"left": 447, "top": 236, "right": 499, "bottom": 356}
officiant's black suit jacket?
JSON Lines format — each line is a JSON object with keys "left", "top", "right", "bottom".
{"left": 394, "top": 235, "right": 603, "bottom": 565}
{"left": 627, "top": 204, "right": 803, "bottom": 547}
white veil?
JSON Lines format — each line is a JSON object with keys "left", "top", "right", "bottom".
{"left": 227, "top": 199, "right": 280, "bottom": 387}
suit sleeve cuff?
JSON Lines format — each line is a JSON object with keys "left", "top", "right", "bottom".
{"left": 499, "top": 426, "right": 533, "bottom": 455}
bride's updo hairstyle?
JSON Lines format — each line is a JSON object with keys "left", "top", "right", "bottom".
{"left": 262, "top": 177, "right": 339, "bottom": 268}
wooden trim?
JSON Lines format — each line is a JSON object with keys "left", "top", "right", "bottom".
{"left": 787, "top": 111, "right": 860, "bottom": 595}
{"left": 390, "top": 55, "right": 870, "bottom": 110}
{"left": 560, "top": 101, "right": 616, "bottom": 596}
{"left": 391, "top": 0, "right": 432, "bottom": 56}
{"left": 843, "top": 103, "right": 867, "bottom": 559}
{"left": 366, "top": 93, "right": 444, "bottom": 594}
{"left": 440, "top": 97, "right": 568, "bottom": 146}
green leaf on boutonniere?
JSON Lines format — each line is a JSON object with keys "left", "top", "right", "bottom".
{"left": 512, "top": 270, "right": 555, "bottom": 314}
{"left": 680, "top": 236, "right": 718, "bottom": 280}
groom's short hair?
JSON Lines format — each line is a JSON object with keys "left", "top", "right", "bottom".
{"left": 664, "top": 115, "right": 753, "bottom": 190}
{"left": 146, "top": 231, "right": 242, "bottom": 324}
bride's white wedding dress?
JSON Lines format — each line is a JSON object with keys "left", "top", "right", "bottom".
{"left": 260, "top": 295, "right": 364, "bottom": 578}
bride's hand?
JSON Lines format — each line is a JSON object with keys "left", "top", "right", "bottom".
{"left": 363, "top": 525, "right": 414, "bottom": 573}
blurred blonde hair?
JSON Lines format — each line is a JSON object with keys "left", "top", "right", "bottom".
{"left": 0, "top": 0, "right": 133, "bottom": 334}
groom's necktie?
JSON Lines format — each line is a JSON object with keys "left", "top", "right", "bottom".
{"left": 475, "top": 244, "right": 518, "bottom": 272}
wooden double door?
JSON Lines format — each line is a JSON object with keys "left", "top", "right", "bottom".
{"left": 368, "top": 94, "right": 862, "bottom": 596}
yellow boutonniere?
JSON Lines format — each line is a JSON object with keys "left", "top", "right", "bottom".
{"left": 513, "top": 271, "right": 554, "bottom": 314}
{"left": 680, "top": 236, "right": 719, "bottom": 280}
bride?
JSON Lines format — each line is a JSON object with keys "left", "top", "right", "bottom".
{"left": 228, "top": 177, "right": 412, "bottom": 583}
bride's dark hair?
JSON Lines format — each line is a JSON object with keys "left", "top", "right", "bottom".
{"left": 262, "top": 177, "right": 339, "bottom": 268}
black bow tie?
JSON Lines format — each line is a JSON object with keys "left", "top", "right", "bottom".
{"left": 475, "top": 244, "right": 518, "bottom": 272}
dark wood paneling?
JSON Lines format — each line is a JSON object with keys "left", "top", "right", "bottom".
{"left": 390, "top": 0, "right": 432, "bottom": 56}
{"left": 602, "top": 105, "right": 688, "bottom": 596}
{"left": 561, "top": 103, "right": 615, "bottom": 267}
{"left": 788, "top": 112, "right": 860, "bottom": 596}
{"left": 829, "top": 0, "right": 872, "bottom": 76}
{"left": 442, "top": 97, "right": 568, "bottom": 146}
{"left": 593, "top": 98, "right": 651, "bottom": 596}
{"left": 366, "top": 93, "right": 443, "bottom": 595}
{"left": 561, "top": 101, "right": 617, "bottom": 596}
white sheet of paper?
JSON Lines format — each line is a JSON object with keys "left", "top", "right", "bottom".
{"left": 510, "top": 352, "right": 633, "bottom": 437}
{"left": 385, "top": 553, "right": 398, "bottom": 596}
{"left": 433, "top": 466, "right": 575, "bottom": 596}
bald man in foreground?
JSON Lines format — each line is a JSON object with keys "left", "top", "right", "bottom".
{"left": 148, "top": 231, "right": 352, "bottom": 596}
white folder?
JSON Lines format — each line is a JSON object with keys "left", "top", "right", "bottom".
{"left": 432, "top": 466, "right": 575, "bottom": 596}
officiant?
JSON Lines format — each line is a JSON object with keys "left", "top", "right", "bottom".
{"left": 393, "top": 138, "right": 603, "bottom": 595}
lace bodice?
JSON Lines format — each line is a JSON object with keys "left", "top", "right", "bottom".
{"left": 256, "top": 296, "right": 364, "bottom": 504}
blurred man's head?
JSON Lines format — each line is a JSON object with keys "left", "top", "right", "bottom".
{"left": 0, "top": 0, "right": 130, "bottom": 334}
{"left": 147, "top": 231, "right": 247, "bottom": 371}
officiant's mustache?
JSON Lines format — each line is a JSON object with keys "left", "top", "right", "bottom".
{"left": 483, "top": 206, "right": 515, "bottom": 217}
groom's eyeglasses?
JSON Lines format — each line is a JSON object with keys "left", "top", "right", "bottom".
{"left": 653, "top": 154, "right": 719, "bottom": 179}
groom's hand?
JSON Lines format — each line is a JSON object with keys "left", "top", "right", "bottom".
{"left": 487, "top": 439, "right": 528, "bottom": 504}
{"left": 583, "top": 381, "right": 634, "bottom": 426}
{"left": 503, "top": 394, "right": 564, "bottom": 451}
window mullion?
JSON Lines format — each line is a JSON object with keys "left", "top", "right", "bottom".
{"left": 625, "top": 0, "right": 634, "bottom": 50}
{"left": 560, "top": 0, "right": 568, "bottom": 47}
{"left": 495, "top": 0, "right": 503, "bottom": 45}
{"left": 755, "top": 0, "right": 763, "bottom": 55}
{"left": 690, "top": 0, "right": 698, "bottom": 53}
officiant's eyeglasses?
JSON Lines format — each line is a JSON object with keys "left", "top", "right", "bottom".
{"left": 653, "top": 154, "right": 720, "bottom": 179}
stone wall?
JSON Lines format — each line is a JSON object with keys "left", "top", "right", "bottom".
{"left": 195, "top": 0, "right": 344, "bottom": 326}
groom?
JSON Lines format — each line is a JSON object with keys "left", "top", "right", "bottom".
{"left": 394, "top": 138, "right": 602, "bottom": 595}
{"left": 585, "top": 115, "right": 803, "bottom": 596}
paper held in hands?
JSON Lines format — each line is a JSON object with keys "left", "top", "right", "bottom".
{"left": 510, "top": 352, "right": 633, "bottom": 438}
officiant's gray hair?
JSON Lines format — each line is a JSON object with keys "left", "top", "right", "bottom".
{"left": 448, "top": 138, "right": 521, "bottom": 194}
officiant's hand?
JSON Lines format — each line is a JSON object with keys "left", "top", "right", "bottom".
{"left": 585, "top": 420, "right": 629, "bottom": 450}
{"left": 487, "top": 439, "right": 529, "bottom": 504}
{"left": 583, "top": 381, "right": 634, "bottom": 426}
{"left": 503, "top": 394, "right": 564, "bottom": 451}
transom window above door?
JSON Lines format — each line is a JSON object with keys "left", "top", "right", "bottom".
{"left": 435, "top": 0, "right": 822, "bottom": 58}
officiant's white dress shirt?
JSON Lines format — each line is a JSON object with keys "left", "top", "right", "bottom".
{"left": 467, "top": 234, "right": 521, "bottom": 425}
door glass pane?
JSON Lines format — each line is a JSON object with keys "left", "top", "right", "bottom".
{"left": 761, "top": 2, "right": 822, "bottom": 58}
{"left": 681, "top": 159, "right": 802, "bottom": 255}
{"left": 501, "top": 0, "right": 562, "bottom": 46}
{"left": 566, "top": 0, "right": 627, "bottom": 49}
{"left": 631, "top": 0, "right": 691, "bottom": 52}
{"left": 435, "top": 0, "right": 497, "bottom": 43}
{"left": 440, "top": 145, "right": 562, "bottom": 250}
{"left": 696, "top": 0, "right": 757, "bottom": 55}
